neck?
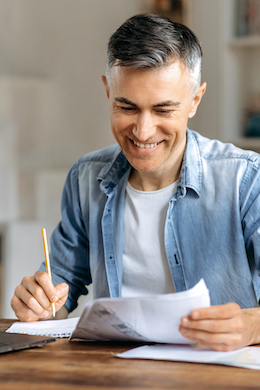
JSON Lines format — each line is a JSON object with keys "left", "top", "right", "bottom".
{"left": 129, "top": 167, "right": 180, "bottom": 191}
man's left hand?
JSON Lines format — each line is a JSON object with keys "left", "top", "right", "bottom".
{"left": 179, "top": 303, "right": 260, "bottom": 351}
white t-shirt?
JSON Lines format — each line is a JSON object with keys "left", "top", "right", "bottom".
{"left": 121, "top": 180, "right": 177, "bottom": 297}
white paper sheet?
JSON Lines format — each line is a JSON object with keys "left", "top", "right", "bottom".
{"left": 116, "top": 343, "right": 260, "bottom": 370}
{"left": 70, "top": 279, "right": 210, "bottom": 344}
{"left": 6, "top": 317, "right": 80, "bottom": 338}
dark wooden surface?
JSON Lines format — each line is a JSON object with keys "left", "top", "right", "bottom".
{"left": 0, "top": 319, "right": 260, "bottom": 389}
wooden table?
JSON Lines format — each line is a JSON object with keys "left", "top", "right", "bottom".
{"left": 0, "top": 319, "right": 260, "bottom": 390}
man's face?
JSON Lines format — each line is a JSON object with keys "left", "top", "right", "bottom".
{"left": 103, "top": 61, "right": 205, "bottom": 180}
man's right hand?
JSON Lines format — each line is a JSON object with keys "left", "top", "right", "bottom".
{"left": 11, "top": 271, "right": 69, "bottom": 322}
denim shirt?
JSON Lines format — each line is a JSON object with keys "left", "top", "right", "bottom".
{"left": 41, "top": 129, "right": 260, "bottom": 313}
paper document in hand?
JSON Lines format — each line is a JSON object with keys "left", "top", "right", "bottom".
{"left": 70, "top": 279, "right": 210, "bottom": 344}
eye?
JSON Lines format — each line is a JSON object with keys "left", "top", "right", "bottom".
{"left": 158, "top": 109, "right": 170, "bottom": 113}
{"left": 121, "top": 106, "right": 134, "bottom": 110}
{"left": 155, "top": 109, "right": 172, "bottom": 116}
{"left": 119, "top": 106, "right": 137, "bottom": 113}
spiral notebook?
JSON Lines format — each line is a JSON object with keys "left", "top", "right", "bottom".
{"left": 6, "top": 317, "right": 80, "bottom": 338}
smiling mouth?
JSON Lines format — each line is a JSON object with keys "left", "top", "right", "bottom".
{"left": 132, "top": 139, "right": 159, "bottom": 149}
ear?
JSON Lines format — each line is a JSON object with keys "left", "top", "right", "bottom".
{"left": 188, "top": 82, "right": 207, "bottom": 119}
{"left": 102, "top": 75, "right": 109, "bottom": 99}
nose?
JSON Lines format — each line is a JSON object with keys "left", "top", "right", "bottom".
{"left": 132, "top": 112, "right": 157, "bottom": 142}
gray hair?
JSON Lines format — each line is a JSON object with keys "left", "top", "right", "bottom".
{"left": 106, "top": 14, "right": 202, "bottom": 94}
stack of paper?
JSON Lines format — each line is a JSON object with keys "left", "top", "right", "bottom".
{"left": 70, "top": 279, "right": 210, "bottom": 344}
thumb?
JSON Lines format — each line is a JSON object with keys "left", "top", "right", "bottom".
{"left": 54, "top": 283, "right": 69, "bottom": 299}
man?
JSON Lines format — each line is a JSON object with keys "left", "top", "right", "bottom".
{"left": 11, "top": 14, "right": 260, "bottom": 351}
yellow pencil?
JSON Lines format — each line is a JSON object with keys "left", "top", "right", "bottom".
{"left": 41, "top": 228, "right": 56, "bottom": 318}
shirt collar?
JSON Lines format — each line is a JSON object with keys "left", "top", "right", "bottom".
{"left": 97, "top": 129, "right": 202, "bottom": 196}
{"left": 178, "top": 129, "right": 202, "bottom": 197}
{"left": 98, "top": 146, "right": 130, "bottom": 194}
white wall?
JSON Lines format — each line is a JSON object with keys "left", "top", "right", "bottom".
{"left": 0, "top": 0, "right": 143, "bottom": 318}
{"left": 0, "top": 1, "right": 143, "bottom": 205}
{"left": 0, "top": 1, "right": 144, "bottom": 167}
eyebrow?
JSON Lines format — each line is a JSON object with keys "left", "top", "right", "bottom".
{"left": 155, "top": 100, "right": 181, "bottom": 108}
{"left": 114, "top": 97, "right": 181, "bottom": 108}
{"left": 114, "top": 97, "right": 137, "bottom": 106}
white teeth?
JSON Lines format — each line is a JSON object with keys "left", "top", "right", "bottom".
{"left": 133, "top": 140, "right": 158, "bottom": 149}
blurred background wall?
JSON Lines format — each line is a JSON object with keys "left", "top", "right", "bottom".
{"left": 0, "top": 0, "right": 259, "bottom": 318}
{"left": 0, "top": 0, "right": 143, "bottom": 318}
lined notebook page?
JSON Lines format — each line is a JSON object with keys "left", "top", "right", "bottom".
{"left": 6, "top": 317, "right": 80, "bottom": 338}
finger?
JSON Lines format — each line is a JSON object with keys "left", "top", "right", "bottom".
{"left": 55, "top": 283, "right": 69, "bottom": 300}
{"left": 180, "top": 315, "right": 245, "bottom": 334}
{"left": 21, "top": 276, "right": 52, "bottom": 310}
{"left": 21, "top": 275, "right": 54, "bottom": 310}
{"left": 11, "top": 294, "right": 51, "bottom": 322}
{"left": 52, "top": 283, "right": 69, "bottom": 311}
{"left": 179, "top": 326, "right": 243, "bottom": 351}
{"left": 189, "top": 303, "right": 241, "bottom": 321}
{"left": 14, "top": 284, "right": 51, "bottom": 318}
{"left": 33, "top": 271, "right": 62, "bottom": 303}
{"left": 11, "top": 286, "right": 51, "bottom": 321}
